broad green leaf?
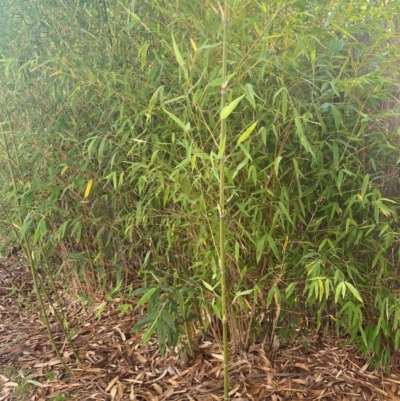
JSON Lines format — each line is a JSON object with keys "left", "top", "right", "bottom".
{"left": 244, "top": 83, "right": 256, "bottom": 109}
{"left": 332, "top": 142, "right": 339, "bottom": 170}
{"left": 137, "top": 287, "right": 158, "bottom": 308}
{"left": 359, "top": 326, "right": 368, "bottom": 348}
{"left": 281, "top": 89, "right": 287, "bottom": 120}
{"left": 147, "top": 86, "right": 164, "bottom": 120}
{"left": 221, "top": 95, "right": 245, "bottom": 119}
{"left": 361, "top": 174, "right": 369, "bottom": 199}
{"left": 267, "top": 234, "right": 280, "bottom": 259}
{"left": 162, "top": 108, "right": 189, "bottom": 131}
{"left": 395, "top": 330, "right": 400, "bottom": 350}
{"left": 330, "top": 23, "right": 358, "bottom": 41}
{"left": 157, "top": 319, "right": 166, "bottom": 354}
{"left": 140, "top": 42, "right": 149, "bottom": 70}
{"left": 233, "top": 289, "right": 253, "bottom": 303}
{"left": 209, "top": 73, "right": 235, "bottom": 87}
{"left": 234, "top": 241, "right": 240, "bottom": 263}
{"left": 256, "top": 235, "right": 266, "bottom": 263}
{"left": 202, "top": 280, "right": 216, "bottom": 292}
{"left": 345, "top": 282, "right": 363, "bottom": 303}
{"left": 98, "top": 136, "right": 107, "bottom": 166}
{"left": 132, "top": 311, "right": 158, "bottom": 332}
{"left": 143, "top": 319, "right": 158, "bottom": 343}
{"left": 274, "top": 155, "right": 282, "bottom": 177}
{"left": 211, "top": 302, "right": 221, "bottom": 318}
{"left": 34, "top": 217, "right": 47, "bottom": 244}
{"left": 217, "top": 136, "right": 226, "bottom": 159}
{"left": 95, "top": 302, "right": 107, "bottom": 319}
{"left": 237, "top": 121, "right": 258, "bottom": 145}
{"left": 171, "top": 33, "right": 184, "bottom": 66}
{"left": 335, "top": 282, "right": 345, "bottom": 303}
{"left": 161, "top": 309, "right": 176, "bottom": 331}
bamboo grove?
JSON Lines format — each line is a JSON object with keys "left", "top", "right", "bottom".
{"left": 0, "top": 0, "right": 399, "bottom": 374}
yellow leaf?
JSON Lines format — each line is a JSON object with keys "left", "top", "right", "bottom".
{"left": 84, "top": 180, "right": 93, "bottom": 199}
{"left": 51, "top": 70, "right": 62, "bottom": 77}
{"left": 190, "top": 38, "right": 198, "bottom": 52}
{"left": 282, "top": 235, "right": 289, "bottom": 254}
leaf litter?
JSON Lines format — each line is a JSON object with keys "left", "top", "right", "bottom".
{"left": 1, "top": 256, "right": 400, "bottom": 400}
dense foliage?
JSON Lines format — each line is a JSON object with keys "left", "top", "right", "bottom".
{"left": 1, "top": 0, "right": 400, "bottom": 368}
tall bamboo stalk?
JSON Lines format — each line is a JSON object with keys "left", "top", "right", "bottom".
{"left": 219, "top": 1, "right": 230, "bottom": 399}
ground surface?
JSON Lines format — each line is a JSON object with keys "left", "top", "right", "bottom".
{"left": 1, "top": 254, "right": 400, "bottom": 400}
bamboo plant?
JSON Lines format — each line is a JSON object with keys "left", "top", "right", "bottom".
{"left": 219, "top": 1, "right": 231, "bottom": 399}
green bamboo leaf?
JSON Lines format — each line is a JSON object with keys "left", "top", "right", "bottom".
{"left": 94, "top": 302, "right": 106, "bottom": 319}
{"left": 330, "top": 23, "right": 358, "bottom": 41}
{"left": 136, "top": 287, "right": 158, "bottom": 308}
{"left": 266, "top": 285, "right": 279, "bottom": 307}
{"left": 140, "top": 42, "right": 149, "bottom": 70}
{"left": 244, "top": 83, "right": 256, "bottom": 109}
{"left": 237, "top": 121, "right": 258, "bottom": 145}
{"left": 395, "top": 330, "right": 400, "bottom": 350}
{"left": 171, "top": 33, "right": 184, "bottom": 66}
{"left": 147, "top": 86, "right": 164, "bottom": 120}
{"left": 131, "top": 311, "right": 158, "bottom": 332}
{"left": 217, "top": 136, "right": 226, "bottom": 159}
{"left": 157, "top": 319, "right": 166, "bottom": 354}
{"left": 335, "top": 282, "right": 345, "bottom": 303}
{"left": 281, "top": 89, "right": 287, "bottom": 120}
{"left": 143, "top": 319, "right": 158, "bottom": 343}
{"left": 359, "top": 326, "right": 368, "bottom": 348}
{"left": 33, "top": 217, "right": 47, "bottom": 244}
{"left": 211, "top": 302, "right": 221, "bottom": 319}
{"left": 274, "top": 155, "right": 282, "bottom": 177}
{"left": 209, "top": 73, "right": 235, "bottom": 87}
{"left": 233, "top": 289, "right": 253, "bottom": 303}
{"left": 221, "top": 95, "right": 245, "bottom": 120}
{"left": 161, "top": 310, "right": 176, "bottom": 331}
{"left": 202, "top": 280, "right": 216, "bottom": 293}
{"left": 332, "top": 142, "right": 339, "bottom": 170}
{"left": 162, "top": 108, "right": 189, "bottom": 131}
{"left": 256, "top": 235, "right": 266, "bottom": 263}
{"left": 361, "top": 174, "right": 369, "bottom": 199}
{"left": 98, "top": 136, "right": 107, "bottom": 166}
{"left": 234, "top": 241, "right": 240, "bottom": 263}
{"left": 266, "top": 234, "right": 280, "bottom": 259}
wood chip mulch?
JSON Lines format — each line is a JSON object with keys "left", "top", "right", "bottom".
{"left": 1, "top": 256, "right": 400, "bottom": 400}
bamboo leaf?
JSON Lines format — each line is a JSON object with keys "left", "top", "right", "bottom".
{"left": 137, "top": 287, "right": 158, "bottom": 308}
{"left": 209, "top": 73, "right": 235, "bottom": 87}
{"left": 244, "top": 83, "right": 256, "bottom": 109}
{"left": 202, "top": 280, "right": 216, "bottom": 293}
{"left": 335, "top": 282, "right": 345, "bottom": 303}
{"left": 162, "top": 108, "right": 189, "bottom": 131}
{"left": 171, "top": 33, "right": 184, "bottom": 66}
{"left": 266, "top": 234, "right": 280, "bottom": 259}
{"left": 84, "top": 180, "right": 93, "bottom": 199}
{"left": 256, "top": 235, "right": 266, "bottom": 263}
{"left": 361, "top": 174, "right": 369, "bottom": 199}
{"left": 221, "top": 95, "right": 245, "bottom": 119}
{"left": 217, "top": 136, "right": 226, "bottom": 159}
{"left": 147, "top": 86, "right": 164, "bottom": 120}
{"left": 233, "top": 289, "right": 253, "bottom": 303}
{"left": 274, "top": 156, "right": 282, "bottom": 177}
{"left": 237, "top": 121, "right": 258, "bottom": 145}
{"left": 190, "top": 38, "right": 198, "bottom": 52}
{"left": 132, "top": 311, "right": 158, "bottom": 332}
